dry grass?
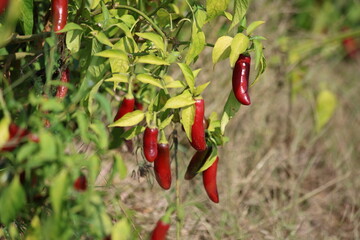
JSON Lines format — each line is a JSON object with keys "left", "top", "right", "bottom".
{"left": 103, "top": 1, "right": 360, "bottom": 239}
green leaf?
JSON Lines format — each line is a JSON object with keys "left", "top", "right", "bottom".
{"left": 135, "top": 32, "right": 165, "bottom": 52}
{"left": 224, "top": 11, "right": 233, "bottom": 21}
{"left": 246, "top": 21, "right": 265, "bottom": 35}
{"left": 91, "top": 0, "right": 101, "bottom": 9}
{"left": 20, "top": 0, "right": 33, "bottom": 35}
{"left": 194, "top": 82, "right": 210, "bottom": 96}
{"left": 114, "top": 155, "right": 127, "bottom": 179}
{"left": 66, "top": 30, "right": 83, "bottom": 53}
{"left": 76, "top": 112, "right": 90, "bottom": 143}
{"left": 91, "top": 30, "right": 114, "bottom": 47}
{"left": 212, "top": 36, "right": 233, "bottom": 65}
{"left": 193, "top": 68, "right": 202, "bottom": 79}
{"left": 315, "top": 90, "right": 337, "bottom": 132}
{"left": 88, "top": 79, "right": 104, "bottom": 115}
{"left": 90, "top": 120, "right": 109, "bottom": 150}
{"left": 95, "top": 49, "right": 128, "bottom": 60}
{"left": 111, "top": 218, "right": 131, "bottom": 240}
{"left": 159, "top": 115, "right": 174, "bottom": 130}
{"left": 57, "top": 22, "right": 83, "bottom": 33}
{"left": 178, "top": 63, "right": 195, "bottom": 93}
{"left": 136, "top": 74, "right": 164, "bottom": 88}
{"left": 50, "top": 170, "right": 68, "bottom": 217}
{"left": 0, "top": 176, "right": 26, "bottom": 224}
{"left": 109, "top": 110, "right": 145, "bottom": 127}
{"left": 229, "top": 33, "right": 250, "bottom": 68}
{"left": 206, "top": 0, "right": 230, "bottom": 20}
{"left": 207, "top": 112, "right": 220, "bottom": 132}
{"left": 253, "top": 39, "right": 263, "bottom": 70}
{"left": 121, "top": 125, "right": 145, "bottom": 140}
{"left": 166, "top": 80, "right": 186, "bottom": 89}
{"left": 181, "top": 104, "right": 195, "bottom": 140}
{"left": 252, "top": 51, "right": 266, "bottom": 86}
{"left": 137, "top": 55, "right": 170, "bottom": 65}
{"left": 198, "top": 148, "right": 218, "bottom": 172}
{"left": 220, "top": 91, "right": 241, "bottom": 134}
{"left": 41, "top": 99, "right": 64, "bottom": 112}
{"left": 37, "top": 131, "right": 57, "bottom": 162}
{"left": 229, "top": 0, "right": 249, "bottom": 31}
{"left": 17, "top": 143, "right": 38, "bottom": 162}
{"left": 163, "top": 91, "right": 195, "bottom": 109}
{"left": 185, "top": 9, "right": 207, "bottom": 64}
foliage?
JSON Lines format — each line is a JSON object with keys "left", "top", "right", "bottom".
{"left": 0, "top": 0, "right": 266, "bottom": 239}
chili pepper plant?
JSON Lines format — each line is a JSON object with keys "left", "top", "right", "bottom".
{"left": 0, "top": 0, "right": 266, "bottom": 239}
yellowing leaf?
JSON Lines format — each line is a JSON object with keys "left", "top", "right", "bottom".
{"left": 95, "top": 49, "right": 128, "bottom": 60}
{"left": 229, "top": 0, "right": 249, "bottom": 31}
{"left": 206, "top": 0, "right": 230, "bottom": 20}
{"left": 166, "top": 80, "right": 186, "bottom": 89}
{"left": 181, "top": 104, "right": 195, "bottom": 140}
{"left": 109, "top": 110, "right": 145, "bottom": 127}
{"left": 136, "top": 74, "right": 164, "bottom": 88}
{"left": 163, "top": 91, "right": 195, "bottom": 109}
{"left": 230, "top": 33, "right": 250, "bottom": 67}
{"left": 136, "top": 32, "right": 165, "bottom": 52}
{"left": 194, "top": 82, "right": 210, "bottom": 96}
{"left": 315, "top": 90, "right": 337, "bottom": 132}
{"left": 198, "top": 149, "right": 218, "bottom": 173}
{"left": 178, "top": 63, "right": 195, "bottom": 93}
{"left": 0, "top": 116, "right": 11, "bottom": 148}
{"left": 111, "top": 218, "right": 131, "bottom": 240}
{"left": 246, "top": 20, "right": 265, "bottom": 35}
{"left": 212, "top": 36, "right": 233, "bottom": 65}
{"left": 185, "top": 9, "right": 207, "bottom": 64}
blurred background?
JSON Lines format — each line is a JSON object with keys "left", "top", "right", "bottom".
{"left": 111, "top": 0, "right": 360, "bottom": 239}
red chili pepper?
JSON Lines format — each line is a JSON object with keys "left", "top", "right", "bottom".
{"left": 143, "top": 127, "right": 158, "bottom": 162}
{"left": 1, "top": 124, "right": 39, "bottom": 152}
{"left": 202, "top": 157, "right": 219, "bottom": 203}
{"left": 52, "top": 0, "right": 68, "bottom": 33}
{"left": 154, "top": 143, "right": 171, "bottom": 190}
{"left": 184, "top": 148, "right": 211, "bottom": 180}
{"left": 232, "top": 54, "right": 251, "bottom": 105}
{"left": 73, "top": 175, "right": 87, "bottom": 192}
{"left": 0, "top": 0, "right": 8, "bottom": 15}
{"left": 343, "top": 37, "right": 358, "bottom": 59}
{"left": 150, "top": 219, "right": 170, "bottom": 240}
{"left": 135, "top": 100, "right": 144, "bottom": 110}
{"left": 113, "top": 97, "right": 135, "bottom": 122}
{"left": 190, "top": 98, "right": 206, "bottom": 151}
{"left": 56, "top": 68, "right": 70, "bottom": 98}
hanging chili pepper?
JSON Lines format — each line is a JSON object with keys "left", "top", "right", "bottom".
{"left": 113, "top": 97, "right": 135, "bottom": 122}
{"left": 202, "top": 157, "right": 219, "bottom": 203}
{"left": 56, "top": 68, "right": 70, "bottom": 98}
{"left": 0, "top": 0, "right": 8, "bottom": 15}
{"left": 135, "top": 100, "right": 144, "bottom": 110}
{"left": 52, "top": 0, "right": 68, "bottom": 33}
{"left": 73, "top": 175, "right": 87, "bottom": 192}
{"left": 150, "top": 219, "right": 171, "bottom": 240}
{"left": 184, "top": 148, "right": 212, "bottom": 180}
{"left": 190, "top": 98, "right": 207, "bottom": 151}
{"left": 154, "top": 141, "right": 171, "bottom": 190}
{"left": 232, "top": 54, "right": 251, "bottom": 105}
{"left": 1, "top": 123, "right": 39, "bottom": 152}
{"left": 143, "top": 127, "right": 158, "bottom": 162}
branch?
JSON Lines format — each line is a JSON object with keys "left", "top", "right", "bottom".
{"left": 4, "top": 32, "right": 52, "bottom": 46}
{"left": 0, "top": 51, "right": 42, "bottom": 61}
